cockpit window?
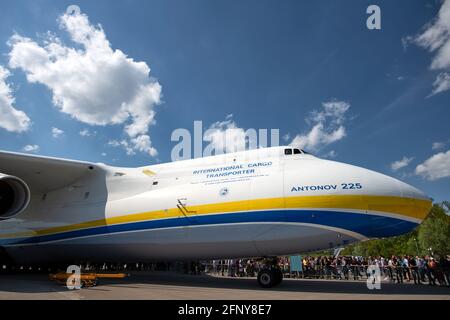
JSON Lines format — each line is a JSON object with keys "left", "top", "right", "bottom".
{"left": 301, "top": 149, "right": 310, "bottom": 155}
{"left": 293, "top": 148, "right": 301, "bottom": 154}
{"left": 284, "top": 148, "right": 292, "bottom": 155}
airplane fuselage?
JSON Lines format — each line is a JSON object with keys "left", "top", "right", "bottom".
{"left": 0, "top": 147, "right": 431, "bottom": 264}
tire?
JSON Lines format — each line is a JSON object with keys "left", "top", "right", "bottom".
{"left": 273, "top": 268, "right": 283, "bottom": 285}
{"left": 257, "top": 268, "right": 282, "bottom": 288}
{"left": 258, "top": 269, "right": 274, "bottom": 288}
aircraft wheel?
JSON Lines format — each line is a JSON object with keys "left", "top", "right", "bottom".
{"left": 257, "top": 269, "right": 282, "bottom": 288}
{"left": 273, "top": 268, "right": 283, "bottom": 285}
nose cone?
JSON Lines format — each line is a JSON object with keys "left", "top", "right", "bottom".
{"left": 364, "top": 172, "right": 432, "bottom": 237}
{"left": 319, "top": 160, "right": 432, "bottom": 237}
{"left": 393, "top": 179, "right": 432, "bottom": 221}
{"left": 347, "top": 164, "right": 432, "bottom": 219}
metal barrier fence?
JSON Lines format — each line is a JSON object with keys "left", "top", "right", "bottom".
{"left": 204, "top": 261, "right": 450, "bottom": 286}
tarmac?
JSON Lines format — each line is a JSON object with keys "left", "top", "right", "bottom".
{"left": 0, "top": 271, "right": 449, "bottom": 300}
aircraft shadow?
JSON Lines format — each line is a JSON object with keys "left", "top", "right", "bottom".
{"left": 0, "top": 271, "right": 449, "bottom": 296}
{"left": 116, "top": 272, "right": 449, "bottom": 296}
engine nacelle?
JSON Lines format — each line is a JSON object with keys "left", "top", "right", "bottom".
{"left": 0, "top": 173, "right": 31, "bottom": 220}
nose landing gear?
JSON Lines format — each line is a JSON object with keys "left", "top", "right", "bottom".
{"left": 256, "top": 258, "right": 283, "bottom": 288}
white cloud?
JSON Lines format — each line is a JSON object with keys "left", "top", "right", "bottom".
{"left": 0, "top": 65, "right": 31, "bottom": 133}
{"left": 201, "top": 115, "right": 281, "bottom": 156}
{"left": 116, "top": 141, "right": 136, "bottom": 156}
{"left": 391, "top": 156, "right": 414, "bottom": 171}
{"left": 408, "top": 0, "right": 450, "bottom": 95}
{"left": 432, "top": 141, "right": 445, "bottom": 150}
{"left": 108, "top": 140, "right": 133, "bottom": 155}
{"left": 203, "top": 114, "right": 268, "bottom": 156}
{"left": 290, "top": 101, "right": 350, "bottom": 152}
{"left": 323, "top": 150, "right": 337, "bottom": 159}
{"left": 430, "top": 72, "right": 450, "bottom": 96}
{"left": 22, "top": 144, "right": 40, "bottom": 153}
{"left": 79, "top": 128, "right": 93, "bottom": 137}
{"left": 108, "top": 135, "right": 157, "bottom": 157}
{"left": 8, "top": 11, "right": 161, "bottom": 155}
{"left": 204, "top": 114, "right": 248, "bottom": 154}
{"left": 101, "top": 152, "right": 107, "bottom": 157}
{"left": 108, "top": 140, "right": 121, "bottom": 148}
{"left": 415, "top": 150, "right": 450, "bottom": 180}
{"left": 130, "top": 135, "right": 158, "bottom": 157}
{"left": 51, "top": 127, "right": 64, "bottom": 138}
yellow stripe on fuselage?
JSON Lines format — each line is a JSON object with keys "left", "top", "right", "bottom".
{"left": 0, "top": 195, "right": 432, "bottom": 240}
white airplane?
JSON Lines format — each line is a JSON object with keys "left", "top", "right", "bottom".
{"left": 0, "top": 146, "right": 431, "bottom": 287}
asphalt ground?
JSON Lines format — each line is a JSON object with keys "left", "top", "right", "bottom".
{"left": 0, "top": 271, "right": 448, "bottom": 300}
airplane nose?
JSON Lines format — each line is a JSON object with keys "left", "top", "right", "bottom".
{"left": 319, "top": 160, "right": 432, "bottom": 237}
{"left": 330, "top": 161, "right": 432, "bottom": 220}
{"left": 349, "top": 164, "right": 432, "bottom": 236}
{"left": 394, "top": 179, "right": 432, "bottom": 221}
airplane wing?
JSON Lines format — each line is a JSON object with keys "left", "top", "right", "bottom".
{"left": 0, "top": 150, "right": 104, "bottom": 193}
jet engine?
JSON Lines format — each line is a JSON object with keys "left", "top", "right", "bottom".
{"left": 0, "top": 173, "right": 30, "bottom": 220}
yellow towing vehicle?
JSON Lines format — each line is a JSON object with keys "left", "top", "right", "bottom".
{"left": 49, "top": 272, "right": 128, "bottom": 288}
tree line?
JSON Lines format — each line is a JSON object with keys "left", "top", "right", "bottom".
{"left": 341, "top": 202, "right": 450, "bottom": 258}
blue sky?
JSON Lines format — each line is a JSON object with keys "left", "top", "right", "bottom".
{"left": 0, "top": 0, "right": 449, "bottom": 202}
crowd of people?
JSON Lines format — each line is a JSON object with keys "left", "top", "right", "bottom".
{"left": 299, "top": 255, "right": 450, "bottom": 286}
{"left": 205, "top": 255, "right": 450, "bottom": 287}
{"left": 2, "top": 254, "right": 449, "bottom": 287}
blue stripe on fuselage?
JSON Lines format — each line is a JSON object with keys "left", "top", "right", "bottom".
{"left": 0, "top": 210, "right": 418, "bottom": 245}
